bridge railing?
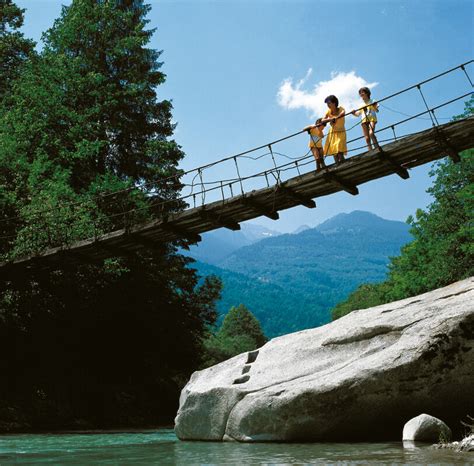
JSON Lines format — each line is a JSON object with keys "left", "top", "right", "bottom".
{"left": 0, "top": 61, "right": 473, "bottom": 255}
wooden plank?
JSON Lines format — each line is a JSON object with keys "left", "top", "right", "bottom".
{"left": 242, "top": 197, "right": 279, "bottom": 220}
{"left": 433, "top": 126, "right": 461, "bottom": 163}
{"left": 161, "top": 222, "right": 202, "bottom": 244}
{"left": 277, "top": 185, "right": 316, "bottom": 209}
{"left": 198, "top": 208, "right": 241, "bottom": 231}
{"left": 322, "top": 172, "right": 359, "bottom": 196}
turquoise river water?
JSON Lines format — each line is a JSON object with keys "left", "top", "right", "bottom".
{"left": 0, "top": 429, "right": 473, "bottom": 465}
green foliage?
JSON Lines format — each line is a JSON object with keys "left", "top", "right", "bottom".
{"left": 0, "top": 0, "right": 222, "bottom": 430}
{"left": 198, "top": 212, "right": 411, "bottom": 336}
{"left": 0, "top": 0, "right": 35, "bottom": 102}
{"left": 331, "top": 97, "right": 474, "bottom": 320}
{"left": 202, "top": 304, "right": 267, "bottom": 368}
{"left": 331, "top": 282, "right": 389, "bottom": 320}
{"left": 0, "top": 0, "right": 186, "bottom": 258}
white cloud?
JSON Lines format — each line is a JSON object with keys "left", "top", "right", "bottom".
{"left": 277, "top": 70, "right": 378, "bottom": 119}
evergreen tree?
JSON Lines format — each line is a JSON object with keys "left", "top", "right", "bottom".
{"left": 0, "top": 0, "right": 185, "bottom": 257}
{"left": 0, "top": 0, "right": 35, "bottom": 102}
{"left": 220, "top": 304, "right": 267, "bottom": 347}
{"left": 202, "top": 304, "right": 267, "bottom": 367}
{"left": 0, "top": 0, "right": 222, "bottom": 430}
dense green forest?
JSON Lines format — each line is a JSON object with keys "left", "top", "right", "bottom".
{"left": 0, "top": 0, "right": 222, "bottom": 431}
{"left": 331, "top": 97, "right": 473, "bottom": 320}
{"left": 201, "top": 304, "right": 267, "bottom": 368}
{"left": 197, "top": 211, "right": 411, "bottom": 336}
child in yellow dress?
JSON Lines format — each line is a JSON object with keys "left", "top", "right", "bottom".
{"left": 321, "top": 95, "right": 347, "bottom": 164}
{"left": 303, "top": 118, "right": 326, "bottom": 170}
{"left": 352, "top": 87, "right": 379, "bottom": 151}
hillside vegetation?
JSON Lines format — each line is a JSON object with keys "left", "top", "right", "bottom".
{"left": 332, "top": 98, "right": 473, "bottom": 320}
{"left": 192, "top": 211, "right": 411, "bottom": 337}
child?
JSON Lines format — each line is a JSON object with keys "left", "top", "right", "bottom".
{"left": 303, "top": 118, "right": 326, "bottom": 171}
{"left": 352, "top": 87, "right": 379, "bottom": 151}
{"left": 321, "top": 95, "right": 347, "bottom": 164}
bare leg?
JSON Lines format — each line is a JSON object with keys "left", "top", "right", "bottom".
{"left": 369, "top": 121, "right": 379, "bottom": 149}
{"left": 311, "top": 146, "right": 322, "bottom": 170}
{"left": 362, "top": 122, "right": 372, "bottom": 151}
{"left": 335, "top": 152, "right": 345, "bottom": 164}
{"left": 317, "top": 147, "right": 326, "bottom": 169}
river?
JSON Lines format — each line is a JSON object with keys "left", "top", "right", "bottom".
{"left": 0, "top": 429, "right": 472, "bottom": 464}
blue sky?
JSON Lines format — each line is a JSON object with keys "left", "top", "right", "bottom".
{"left": 17, "top": 0, "right": 473, "bottom": 233}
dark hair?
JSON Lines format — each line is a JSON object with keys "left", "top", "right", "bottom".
{"left": 359, "top": 87, "right": 371, "bottom": 97}
{"left": 324, "top": 95, "right": 339, "bottom": 107}
{"left": 315, "top": 117, "right": 326, "bottom": 127}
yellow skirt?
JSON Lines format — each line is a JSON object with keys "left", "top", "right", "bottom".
{"left": 324, "top": 127, "right": 347, "bottom": 156}
{"left": 309, "top": 139, "right": 323, "bottom": 149}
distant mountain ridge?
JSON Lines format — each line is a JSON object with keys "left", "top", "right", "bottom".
{"left": 183, "top": 223, "right": 280, "bottom": 264}
{"left": 191, "top": 211, "right": 412, "bottom": 337}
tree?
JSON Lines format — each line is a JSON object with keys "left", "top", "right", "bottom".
{"left": 1, "top": 0, "right": 186, "bottom": 257}
{"left": 0, "top": 0, "right": 35, "bottom": 102}
{"left": 202, "top": 304, "right": 267, "bottom": 367}
{"left": 0, "top": 0, "right": 222, "bottom": 430}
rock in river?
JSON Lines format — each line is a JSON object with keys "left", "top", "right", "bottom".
{"left": 402, "top": 413, "right": 451, "bottom": 442}
{"left": 175, "top": 277, "right": 474, "bottom": 442}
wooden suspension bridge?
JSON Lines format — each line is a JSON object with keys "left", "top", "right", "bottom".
{"left": 2, "top": 115, "right": 473, "bottom": 275}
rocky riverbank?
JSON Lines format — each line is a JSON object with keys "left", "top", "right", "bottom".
{"left": 175, "top": 277, "right": 474, "bottom": 442}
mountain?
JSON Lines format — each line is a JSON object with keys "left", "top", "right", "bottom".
{"left": 195, "top": 211, "right": 411, "bottom": 337}
{"left": 292, "top": 224, "right": 311, "bottom": 234}
{"left": 183, "top": 223, "right": 280, "bottom": 264}
{"left": 315, "top": 211, "right": 410, "bottom": 238}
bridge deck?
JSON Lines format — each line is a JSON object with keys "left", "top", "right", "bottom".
{"left": 3, "top": 117, "right": 474, "bottom": 273}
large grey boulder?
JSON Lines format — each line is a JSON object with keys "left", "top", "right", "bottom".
{"left": 402, "top": 413, "right": 451, "bottom": 442}
{"left": 175, "top": 278, "right": 474, "bottom": 442}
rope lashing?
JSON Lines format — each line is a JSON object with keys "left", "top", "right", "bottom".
{"left": 391, "top": 125, "right": 397, "bottom": 141}
{"left": 220, "top": 181, "right": 225, "bottom": 202}
{"left": 268, "top": 144, "right": 281, "bottom": 185}
{"left": 233, "top": 156, "right": 245, "bottom": 195}
{"left": 198, "top": 168, "right": 205, "bottom": 205}
{"left": 461, "top": 64, "right": 474, "bottom": 87}
{"left": 295, "top": 160, "right": 301, "bottom": 176}
{"left": 416, "top": 85, "right": 439, "bottom": 127}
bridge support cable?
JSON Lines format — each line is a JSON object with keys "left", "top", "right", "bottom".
{"left": 415, "top": 83, "right": 462, "bottom": 163}
{"left": 268, "top": 145, "right": 281, "bottom": 185}
{"left": 233, "top": 157, "right": 245, "bottom": 195}
{"left": 433, "top": 126, "right": 461, "bottom": 163}
{"left": 220, "top": 181, "right": 226, "bottom": 202}
{"left": 198, "top": 169, "right": 205, "bottom": 205}
{"left": 294, "top": 160, "right": 301, "bottom": 176}
{"left": 1, "top": 62, "right": 473, "bottom": 271}
{"left": 391, "top": 125, "right": 398, "bottom": 141}
{"left": 461, "top": 64, "right": 474, "bottom": 87}
{"left": 416, "top": 85, "right": 439, "bottom": 127}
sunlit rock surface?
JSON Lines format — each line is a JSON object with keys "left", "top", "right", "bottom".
{"left": 175, "top": 278, "right": 474, "bottom": 442}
